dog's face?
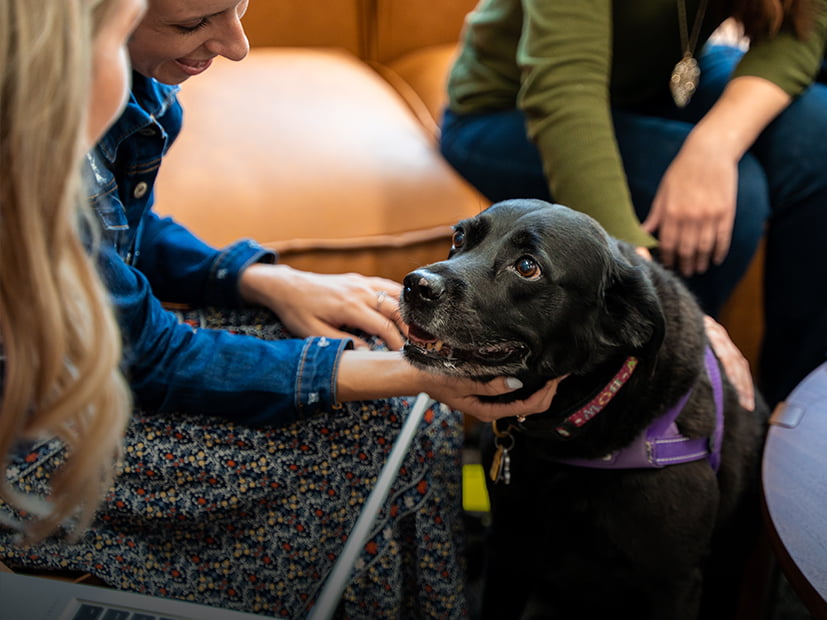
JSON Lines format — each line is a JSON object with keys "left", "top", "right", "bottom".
{"left": 400, "top": 199, "right": 665, "bottom": 388}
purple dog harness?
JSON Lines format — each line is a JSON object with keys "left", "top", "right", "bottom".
{"left": 555, "top": 347, "right": 724, "bottom": 471}
{"left": 490, "top": 347, "right": 725, "bottom": 481}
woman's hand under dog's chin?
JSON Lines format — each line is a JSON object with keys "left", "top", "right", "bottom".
{"left": 335, "top": 349, "right": 567, "bottom": 422}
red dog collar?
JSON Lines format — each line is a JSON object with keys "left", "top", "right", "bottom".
{"left": 554, "top": 356, "right": 639, "bottom": 438}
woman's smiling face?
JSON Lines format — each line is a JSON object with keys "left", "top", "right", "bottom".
{"left": 128, "top": 0, "right": 250, "bottom": 84}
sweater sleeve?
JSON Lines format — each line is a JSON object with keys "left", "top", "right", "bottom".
{"left": 518, "top": 0, "right": 657, "bottom": 247}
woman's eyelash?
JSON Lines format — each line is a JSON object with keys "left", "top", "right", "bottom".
{"left": 176, "top": 19, "right": 210, "bottom": 33}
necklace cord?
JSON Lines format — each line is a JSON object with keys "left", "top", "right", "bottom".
{"left": 677, "top": 0, "right": 710, "bottom": 56}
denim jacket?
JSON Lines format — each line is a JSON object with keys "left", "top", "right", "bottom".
{"left": 87, "top": 72, "right": 352, "bottom": 426}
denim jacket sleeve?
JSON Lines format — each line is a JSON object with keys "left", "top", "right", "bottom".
{"left": 136, "top": 210, "right": 276, "bottom": 308}
{"left": 98, "top": 247, "right": 353, "bottom": 426}
{"left": 89, "top": 73, "right": 277, "bottom": 309}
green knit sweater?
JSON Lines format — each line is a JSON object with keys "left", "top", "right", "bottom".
{"left": 447, "top": 0, "right": 827, "bottom": 246}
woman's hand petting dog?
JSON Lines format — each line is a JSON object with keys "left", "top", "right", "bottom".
{"left": 637, "top": 246, "right": 754, "bottom": 411}
{"left": 704, "top": 315, "right": 755, "bottom": 411}
{"left": 238, "top": 263, "right": 407, "bottom": 349}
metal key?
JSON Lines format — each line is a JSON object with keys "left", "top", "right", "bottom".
{"left": 489, "top": 433, "right": 514, "bottom": 485}
{"left": 489, "top": 443, "right": 504, "bottom": 483}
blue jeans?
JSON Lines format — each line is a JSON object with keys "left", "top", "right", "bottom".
{"left": 440, "top": 45, "right": 827, "bottom": 405}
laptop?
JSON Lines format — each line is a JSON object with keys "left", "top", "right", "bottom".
{"left": 0, "top": 572, "right": 272, "bottom": 620}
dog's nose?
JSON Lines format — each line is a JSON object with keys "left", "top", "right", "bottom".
{"left": 403, "top": 270, "right": 446, "bottom": 302}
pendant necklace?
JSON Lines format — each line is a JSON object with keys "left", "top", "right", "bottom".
{"left": 671, "top": 0, "right": 709, "bottom": 107}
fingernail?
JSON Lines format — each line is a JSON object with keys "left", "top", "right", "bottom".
{"left": 505, "top": 377, "right": 523, "bottom": 389}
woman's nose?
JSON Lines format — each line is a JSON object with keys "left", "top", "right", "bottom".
{"left": 206, "top": 13, "right": 250, "bottom": 62}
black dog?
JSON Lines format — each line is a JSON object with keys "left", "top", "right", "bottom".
{"left": 400, "top": 199, "right": 768, "bottom": 620}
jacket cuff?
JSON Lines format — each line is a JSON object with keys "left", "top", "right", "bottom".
{"left": 295, "top": 336, "right": 353, "bottom": 419}
{"left": 207, "top": 239, "right": 277, "bottom": 307}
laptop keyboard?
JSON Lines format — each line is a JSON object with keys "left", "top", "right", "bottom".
{"left": 70, "top": 602, "right": 184, "bottom": 620}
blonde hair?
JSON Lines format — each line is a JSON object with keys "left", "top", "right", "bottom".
{"left": 0, "top": 0, "right": 131, "bottom": 542}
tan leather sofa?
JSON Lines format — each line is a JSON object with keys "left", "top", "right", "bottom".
{"left": 153, "top": 0, "right": 763, "bottom": 370}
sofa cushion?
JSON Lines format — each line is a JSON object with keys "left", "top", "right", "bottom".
{"left": 153, "top": 48, "right": 488, "bottom": 282}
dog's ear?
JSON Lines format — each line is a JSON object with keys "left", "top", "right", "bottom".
{"left": 597, "top": 248, "right": 666, "bottom": 355}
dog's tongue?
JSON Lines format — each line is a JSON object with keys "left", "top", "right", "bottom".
{"left": 408, "top": 323, "right": 438, "bottom": 344}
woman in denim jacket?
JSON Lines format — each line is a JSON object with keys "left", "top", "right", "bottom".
{"left": 0, "top": 1, "right": 564, "bottom": 617}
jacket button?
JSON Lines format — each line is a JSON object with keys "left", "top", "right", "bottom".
{"left": 133, "top": 181, "right": 149, "bottom": 199}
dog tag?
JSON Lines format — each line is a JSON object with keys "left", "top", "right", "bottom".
{"left": 489, "top": 437, "right": 513, "bottom": 485}
{"left": 499, "top": 448, "right": 511, "bottom": 485}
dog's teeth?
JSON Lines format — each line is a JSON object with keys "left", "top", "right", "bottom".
{"left": 434, "top": 341, "right": 444, "bottom": 352}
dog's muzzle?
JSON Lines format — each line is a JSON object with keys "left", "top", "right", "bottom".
{"left": 401, "top": 270, "right": 529, "bottom": 373}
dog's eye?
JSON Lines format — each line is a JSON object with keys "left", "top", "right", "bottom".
{"left": 451, "top": 229, "right": 466, "bottom": 250}
{"left": 515, "top": 256, "right": 542, "bottom": 279}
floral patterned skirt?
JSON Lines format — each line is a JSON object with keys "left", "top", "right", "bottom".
{"left": 1, "top": 309, "right": 467, "bottom": 618}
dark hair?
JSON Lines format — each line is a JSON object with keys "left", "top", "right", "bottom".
{"left": 732, "top": 0, "right": 816, "bottom": 42}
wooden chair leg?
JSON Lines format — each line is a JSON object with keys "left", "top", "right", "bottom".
{"left": 735, "top": 523, "right": 780, "bottom": 620}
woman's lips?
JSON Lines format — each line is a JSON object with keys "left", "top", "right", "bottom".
{"left": 174, "top": 57, "right": 213, "bottom": 76}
